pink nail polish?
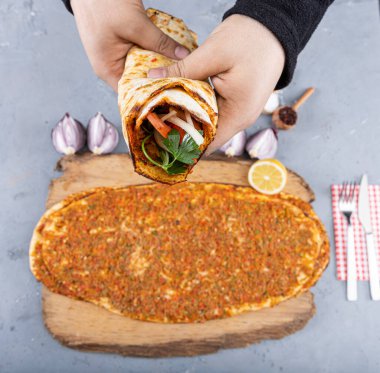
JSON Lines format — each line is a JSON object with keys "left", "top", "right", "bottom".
{"left": 147, "top": 68, "right": 166, "bottom": 79}
{"left": 175, "top": 46, "right": 190, "bottom": 59}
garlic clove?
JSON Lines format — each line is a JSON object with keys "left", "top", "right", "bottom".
{"left": 52, "top": 113, "right": 86, "bottom": 155}
{"left": 52, "top": 122, "right": 66, "bottom": 153}
{"left": 225, "top": 147, "right": 237, "bottom": 157}
{"left": 262, "top": 91, "right": 281, "bottom": 115}
{"left": 246, "top": 128, "right": 278, "bottom": 160}
{"left": 219, "top": 130, "right": 247, "bottom": 157}
{"left": 87, "top": 112, "right": 119, "bottom": 155}
{"left": 97, "top": 122, "right": 119, "bottom": 153}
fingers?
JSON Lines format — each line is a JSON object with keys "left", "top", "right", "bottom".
{"left": 204, "top": 98, "right": 242, "bottom": 156}
{"left": 143, "top": 14, "right": 282, "bottom": 159}
{"left": 205, "top": 91, "right": 262, "bottom": 156}
{"left": 106, "top": 73, "right": 121, "bottom": 93}
{"left": 91, "top": 56, "right": 127, "bottom": 92}
{"left": 148, "top": 39, "right": 229, "bottom": 80}
{"left": 133, "top": 19, "right": 190, "bottom": 61}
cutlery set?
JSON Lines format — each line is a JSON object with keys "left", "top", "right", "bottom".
{"left": 338, "top": 175, "right": 380, "bottom": 300}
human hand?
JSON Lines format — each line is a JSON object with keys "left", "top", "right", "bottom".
{"left": 71, "top": 0, "right": 190, "bottom": 91}
{"left": 148, "top": 15, "right": 285, "bottom": 155}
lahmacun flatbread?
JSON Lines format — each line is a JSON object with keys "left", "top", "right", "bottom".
{"left": 30, "top": 183, "right": 329, "bottom": 323}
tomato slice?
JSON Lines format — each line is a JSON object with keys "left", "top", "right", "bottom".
{"left": 146, "top": 113, "right": 172, "bottom": 138}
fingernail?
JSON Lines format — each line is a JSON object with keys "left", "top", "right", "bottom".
{"left": 175, "top": 46, "right": 190, "bottom": 59}
{"left": 147, "top": 67, "right": 167, "bottom": 79}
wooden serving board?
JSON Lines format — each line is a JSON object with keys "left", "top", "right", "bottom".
{"left": 42, "top": 153, "right": 316, "bottom": 357}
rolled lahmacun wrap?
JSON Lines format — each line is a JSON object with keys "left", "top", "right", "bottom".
{"left": 118, "top": 9, "right": 218, "bottom": 184}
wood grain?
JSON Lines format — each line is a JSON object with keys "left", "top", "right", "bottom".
{"left": 42, "top": 153, "right": 316, "bottom": 357}
{"left": 43, "top": 288, "right": 315, "bottom": 357}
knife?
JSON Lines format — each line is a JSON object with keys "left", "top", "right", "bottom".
{"left": 358, "top": 174, "right": 380, "bottom": 300}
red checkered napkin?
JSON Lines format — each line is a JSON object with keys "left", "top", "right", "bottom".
{"left": 331, "top": 185, "right": 380, "bottom": 280}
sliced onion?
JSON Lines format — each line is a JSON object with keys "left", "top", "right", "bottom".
{"left": 160, "top": 110, "right": 177, "bottom": 122}
{"left": 168, "top": 115, "right": 204, "bottom": 146}
{"left": 185, "top": 111, "right": 194, "bottom": 126}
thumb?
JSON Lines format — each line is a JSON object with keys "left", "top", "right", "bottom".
{"left": 148, "top": 42, "right": 225, "bottom": 80}
{"left": 134, "top": 20, "right": 190, "bottom": 60}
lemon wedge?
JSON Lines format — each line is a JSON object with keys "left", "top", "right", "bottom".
{"left": 248, "top": 159, "right": 287, "bottom": 195}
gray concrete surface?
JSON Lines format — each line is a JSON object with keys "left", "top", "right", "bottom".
{"left": 1, "top": 0, "right": 380, "bottom": 372}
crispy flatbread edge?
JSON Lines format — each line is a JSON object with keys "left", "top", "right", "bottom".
{"left": 29, "top": 189, "right": 104, "bottom": 288}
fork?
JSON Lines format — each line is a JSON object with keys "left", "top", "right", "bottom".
{"left": 339, "top": 182, "right": 358, "bottom": 301}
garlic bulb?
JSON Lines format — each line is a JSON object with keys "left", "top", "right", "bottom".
{"left": 52, "top": 113, "right": 86, "bottom": 155}
{"left": 87, "top": 112, "right": 119, "bottom": 155}
{"left": 219, "top": 131, "right": 247, "bottom": 157}
{"left": 246, "top": 128, "right": 278, "bottom": 159}
{"left": 262, "top": 91, "right": 281, "bottom": 115}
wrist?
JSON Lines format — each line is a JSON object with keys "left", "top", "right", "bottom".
{"left": 227, "top": 14, "right": 285, "bottom": 66}
{"left": 221, "top": 14, "right": 285, "bottom": 83}
{"left": 224, "top": 6, "right": 294, "bottom": 89}
{"left": 71, "top": 0, "right": 88, "bottom": 13}
{"left": 71, "top": 0, "right": 98, "bottom": 14}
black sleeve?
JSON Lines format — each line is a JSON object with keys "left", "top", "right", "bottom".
{"left": 224, "top": 0, "right": 334, "bottom": 88}
{"left": 61, "top": 0, "right": 72, "bottom": 13}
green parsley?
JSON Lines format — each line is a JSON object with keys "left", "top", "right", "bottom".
{"left": 141, "top": 129, "right": 202, "bottom": 175}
